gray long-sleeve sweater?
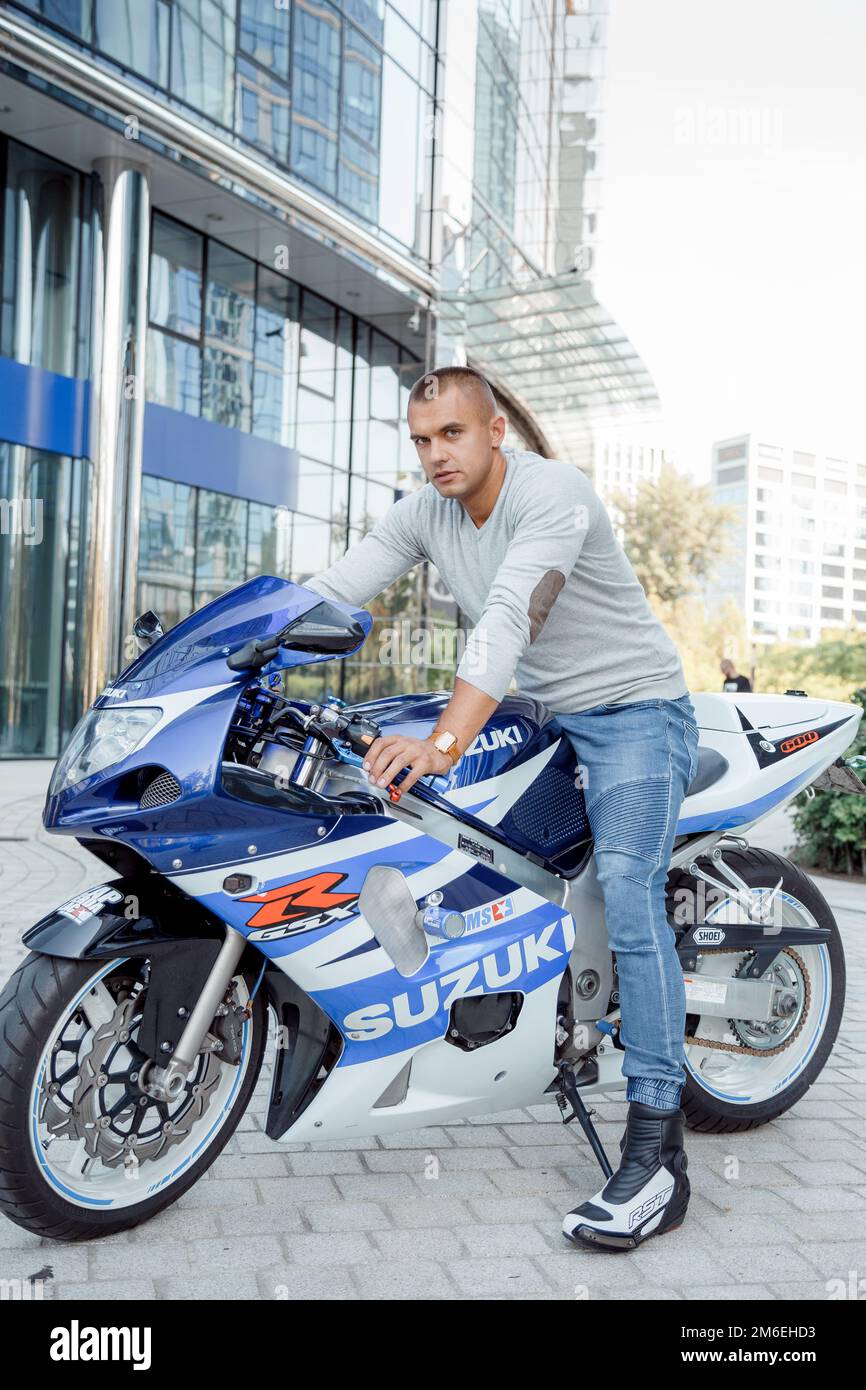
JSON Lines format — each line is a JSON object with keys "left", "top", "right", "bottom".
{"left": 306, "top": 445, "right": 687, "bottom": 714}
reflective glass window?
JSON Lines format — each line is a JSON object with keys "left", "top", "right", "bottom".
{"left": 247, "top": 501, "right": 293, "bottom": 579}
{"left": 349, "top": 476, "right": 395, "bottom": 531}
{"left": 296, "top": 387, "right": 335, "bottom": 463}
{"left": 202, "top": 242, "right": 256, "bottom": 431}
{"left": 388, "top": 0, "right": 422, "bottom": 31}
{"left": 291, "top": 0, "right": 341, "bottom": 195}
{"left": 194, "top": 489, "right": 248, "bottom": 606}
{"left": 378, "top": 59, "right": 420, "bottom": 248}
{"left": 41, "top": 0, "right": 92, "bottom": 37}
{"left": 342, "top": 25, "right": 381, "bottom": 145}
{"left": 149, "top": 214, "right": 203, "bottom": 339}
{"left": 367, "top": 418, "right": 400, "bottom": 487}
{"left": 95, "top": 0, "right": 169, "bottom": 86}
{"left": 1, "top": 142, "right": 85, "bottom": 376}
{"left": 294, "top": 457, "right": 338, "bottom": 518}
{"left": 171, "top": 0, "right": 237, "bottom": 126}
{"left": 238, "top": 0, "right": 291, "bottom": 78}
{"left": 253, "top": 269, "right": 299, "bottom": 445}
{"left": 342, "top": 0, "right": 385, "bottom": 44}
{"left": 339, "top": 134, "right": 378, "bottom": 224}
{"left": 370, "top": 330, "right": 399, "bottom": 420}
{"left": 384, "top": 4, "right": 421, "bottom": 80}
{"left": 291, "top": 513, "right": 343, "bottom": 584}
{"left": 146, "top": 328, "right": 202, "bottom": 414}
{"left": 137, "top": 476, "right": 196, "bottom": 632}
{"left": 333, "top": 310, "right": 354, "bottom": 470}
{"left": 236, "top": 56, "right": 291, "bottom": 162}
{"left": 299, "top": 290, "right": 337, "bottom": 395}
{"left": 340, "top": 22, "right": 382, "bottom": 225}
{"left": 0, "top": 444, "right": 90, "bottom": 757}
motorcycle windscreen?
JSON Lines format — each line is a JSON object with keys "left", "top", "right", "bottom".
{"left": 106, "top": 576, "right": 370, "bottom": 698}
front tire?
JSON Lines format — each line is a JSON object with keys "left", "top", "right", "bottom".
{"left": 666, "top": 846, "right": 846, "bottom": 1133}
{"left": 0, "top": 952, "right": 267, "bottom": 1240}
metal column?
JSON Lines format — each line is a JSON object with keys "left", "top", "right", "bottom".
{"left": 83, "top": 156, "right": 150, "bottom": 705}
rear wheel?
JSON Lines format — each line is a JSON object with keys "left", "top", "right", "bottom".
{"left": 666, "top": 847, "right": 845, "bottom": 1133}
{"left": 0, "top": 952, "right": 267, "bottom": 1240}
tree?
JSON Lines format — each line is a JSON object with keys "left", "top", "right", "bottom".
{"left": 657, "top": 594, "right": 750, "bottom": 695}
{"left": 756, "top": 623, "right": 866, "bottom": 701}
{"left": 607, "top": 464, "right": 745, "bottom": 691}
{"left": 609, "top": 464, "right": 740, "bottom": 606}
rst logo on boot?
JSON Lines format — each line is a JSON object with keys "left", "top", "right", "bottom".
{"left": 629, "top": 1183, "right": 673, "bottom": 1228}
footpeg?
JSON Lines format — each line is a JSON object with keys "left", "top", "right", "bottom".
{"left": 596, "top": 1017, "right": 622, "bottom": 1045}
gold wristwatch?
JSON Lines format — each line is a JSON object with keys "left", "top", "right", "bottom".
{"left": 431, "top": 730, "right": 461, "bottom": 765}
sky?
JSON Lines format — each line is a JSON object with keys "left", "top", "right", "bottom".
{"left": 594, "top": 0, "right": 866, "bottom": 480}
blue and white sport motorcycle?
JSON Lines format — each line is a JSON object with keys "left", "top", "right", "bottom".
{"left": 0, "top": 576, "right": 863, "bottom": 1239}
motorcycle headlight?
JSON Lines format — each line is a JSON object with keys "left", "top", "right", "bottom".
{"left": 49, "top": 706, "right": 163, "bottom": 795}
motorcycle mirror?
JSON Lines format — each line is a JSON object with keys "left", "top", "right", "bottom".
{"left": 133, "top": 610, "right": 165, "bottom": 651}
{"left": 279, "top": 600, "right": 366, "bottom": 655}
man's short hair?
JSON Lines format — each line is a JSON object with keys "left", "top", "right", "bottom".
{"left": 408, "top": 366, "right": 498, "bottom": 423}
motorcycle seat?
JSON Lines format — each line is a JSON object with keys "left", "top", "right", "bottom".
{"left": 684, "top": 745, "right": 729, "bottom": 798}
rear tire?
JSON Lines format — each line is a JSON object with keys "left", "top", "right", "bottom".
{"left": 0, "top": 952, "right": 267, "bottom": 1240}
{"left": 666, "top": 847, "right": 845, "bottom": 1133}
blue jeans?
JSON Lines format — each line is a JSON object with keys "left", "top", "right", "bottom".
{"left": 556, "top": 693, "right": 701, "bottom": 1112}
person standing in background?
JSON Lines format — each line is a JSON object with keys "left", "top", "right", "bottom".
{"left": 720, "top": 658, "right": 752, "bottom": 693}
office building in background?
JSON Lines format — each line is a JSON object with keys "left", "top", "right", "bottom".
{"left": 707, "top": 434, "right": 866, "bottom": 647}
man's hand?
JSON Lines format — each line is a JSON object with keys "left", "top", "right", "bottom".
{"left": 362, "top": 736, "right": 452, "bottom": 795}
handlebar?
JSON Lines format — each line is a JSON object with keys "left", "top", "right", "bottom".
{"left": 301, "top": 704, "right": 407, "bottom": 803}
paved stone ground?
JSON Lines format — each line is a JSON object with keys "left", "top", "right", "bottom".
{"left": 1, "top": 763, "right": 865, "bottom": 1302}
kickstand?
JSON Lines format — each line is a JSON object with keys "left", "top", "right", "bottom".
{"left": 555, "top": 1061, "right": 613, "bottom": 1180}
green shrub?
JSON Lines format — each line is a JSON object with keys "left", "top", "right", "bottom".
{"left": 790, "top": 686, "right": 866, "bottom": 875}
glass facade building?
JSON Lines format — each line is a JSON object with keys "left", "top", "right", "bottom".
{"left": 0, "top": 0, "right": 657, "bottom": 756}
{"left": 0, "top": 126, "right": 428, "bottom": 753}
{"left": 7, "top": 0, "right": 436, "bottom": 261}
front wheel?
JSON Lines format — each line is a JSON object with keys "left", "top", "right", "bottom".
{"left": 0, "top": 952, "right": 267, "bottom": 1240}
{"left": 666, "top": 846, "right": 846, "bottom": 1132}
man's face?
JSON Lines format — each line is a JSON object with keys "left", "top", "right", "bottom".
{"left": 407, "top": 384, "right": 505, "bottom": 499}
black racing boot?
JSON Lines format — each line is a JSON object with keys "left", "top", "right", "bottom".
{"left": 562, "top": 1101, "right": 690, "bottom": 1252}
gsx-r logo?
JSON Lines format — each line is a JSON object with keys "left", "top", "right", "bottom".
{"left": 243, "top": 872, "right": 359, "bottom": 939}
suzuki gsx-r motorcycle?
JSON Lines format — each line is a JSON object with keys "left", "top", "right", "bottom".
{"left": 0, "top": 575, "right": 863, "bottom": 1240}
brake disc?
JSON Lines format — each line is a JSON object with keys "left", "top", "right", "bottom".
{"left": 43, "top": 984, "right": 222, "bottom": 1168}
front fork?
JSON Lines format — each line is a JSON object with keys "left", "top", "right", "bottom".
{"left": 139, "top": 927, "right": 248, "bottom": 1102}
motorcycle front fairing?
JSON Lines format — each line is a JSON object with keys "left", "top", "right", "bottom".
{"left": 41, "top": 576, "right": 372, "bottom": 875}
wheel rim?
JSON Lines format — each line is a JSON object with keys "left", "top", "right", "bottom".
{"left": 29, "top": 958, "right": 255, "bottom": 1209}
{"left": 683, "top": 887, "right": 833, "bottom": 1106}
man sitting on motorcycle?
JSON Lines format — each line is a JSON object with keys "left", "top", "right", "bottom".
{"left": 307, "top": 365, "right": 699, "bottom": 1251}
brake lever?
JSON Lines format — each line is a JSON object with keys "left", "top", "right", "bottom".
{"left": 334, "top": 715, "right": 406, "bottom": 803}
